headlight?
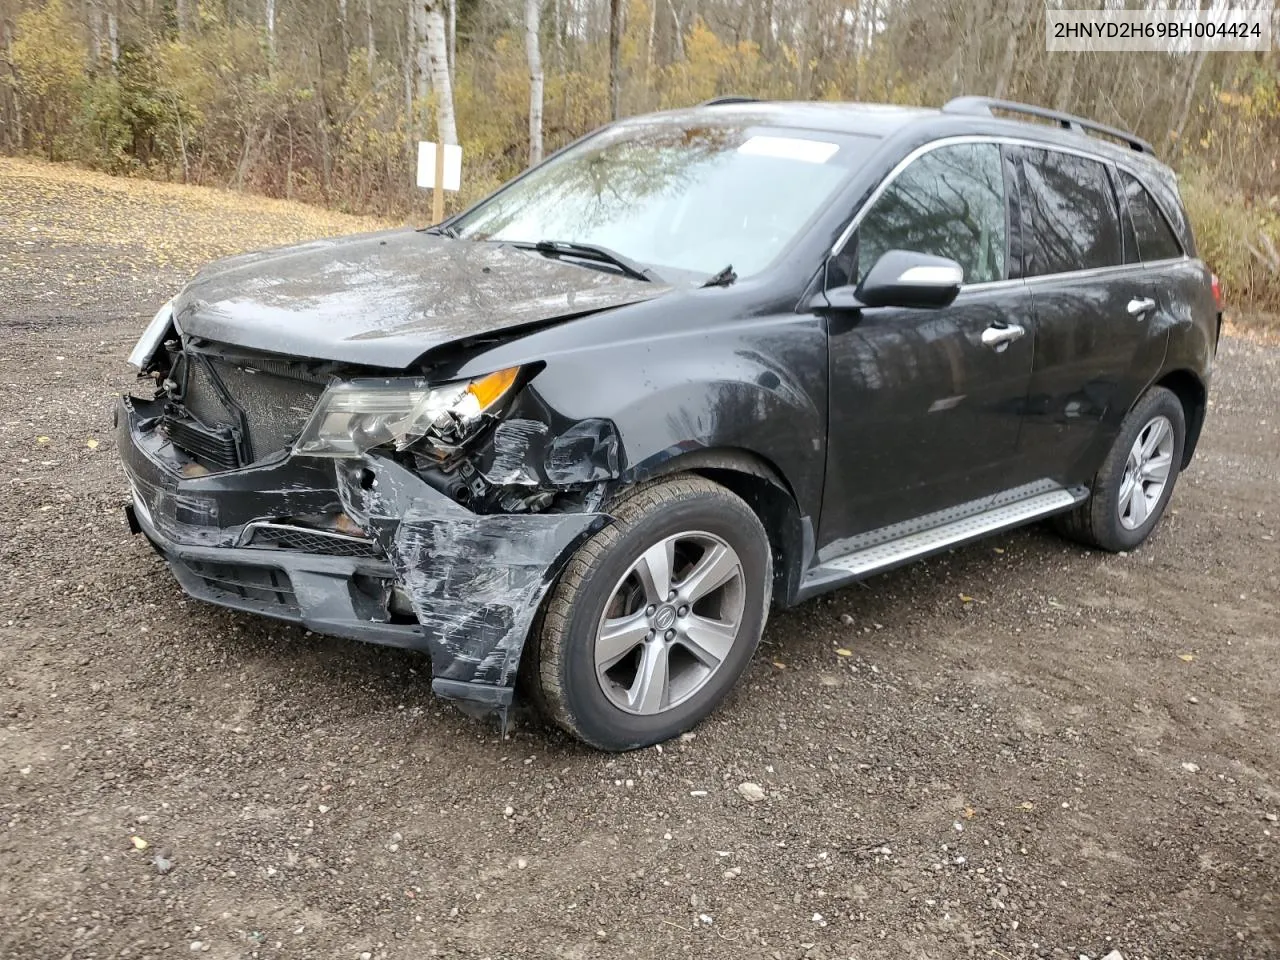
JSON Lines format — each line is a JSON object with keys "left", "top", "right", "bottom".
{"left": 293, "top": 367, "right": 521, "bottom": 458}
{"left": 128, "top": 298, "right": 176, "bottom": 369}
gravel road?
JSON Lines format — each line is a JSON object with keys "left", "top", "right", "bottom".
{"left": 1, "top": 159, "right": 1277, "bottom": 960}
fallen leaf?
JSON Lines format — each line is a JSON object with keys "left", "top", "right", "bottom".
{"left": 993, "top": 547, "right": 1005, "bottom": 554}
{"left": 959, "top": 594, "right": 975, "bottom": 603}
{"left": 36, "top": 436, "right": 50, "bottom": 444}
{"left": 1018, "top": 801, "right": 1034, "bottom": 811}
{"left": 835, "top": 648, "right": 853, "bottom": 657}
{"left": 962, "top": 806, "right": 976, "bottom": 819}
{"left": 771, "top": 661, "right": 786, "bottom": 670}
{"left": 86, "top": 438, "right": 99, "bottom": 449}
{"left": 1178, "top": 653, "right": 1196, "bottom": 662}
{"left": 130, "top": 835, "right": 149, "bottom": 851}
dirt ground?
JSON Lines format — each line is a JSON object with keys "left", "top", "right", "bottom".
{"left": 1, "top": 158, "right": 1276, "bottom": 960}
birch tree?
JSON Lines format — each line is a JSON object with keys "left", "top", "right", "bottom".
{"left": 525, "top": 0, "right": 544, "bottom": 164}
{"left": 423, "top": 0, "right": 456, "bottom": 144}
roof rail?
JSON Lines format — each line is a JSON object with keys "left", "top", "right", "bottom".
{"left": 701, "top": 95, "right": 761, "bottom": 106}
{"left": 942, "top": 96, "right": 1153, "bottom": 154}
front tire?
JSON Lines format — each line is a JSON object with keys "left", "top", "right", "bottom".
{"left": 1055, "top": 386, "right": 1186, "bottom": 552}
{"left": 531, "top": 475, "right": 772, "bottom": 751}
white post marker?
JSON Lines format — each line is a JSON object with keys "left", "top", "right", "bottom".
{"left": 417, "top": 140, "right": 463, "bottom": 225}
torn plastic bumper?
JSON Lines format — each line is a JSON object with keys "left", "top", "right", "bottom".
{"left": 115, "top": 393, "right": 607, "bottom": 714}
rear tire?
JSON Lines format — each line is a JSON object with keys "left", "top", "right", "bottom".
{"left": 531, "top": 475, "right": 771, "bottom": 751}
{"left": 1054, "top": 386, "right": 1185, "bottom": 552}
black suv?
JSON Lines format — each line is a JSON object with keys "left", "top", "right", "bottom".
{"left": 118, "top": 96, "right": 1221, "bottom": 750}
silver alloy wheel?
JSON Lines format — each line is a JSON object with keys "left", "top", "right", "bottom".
{"left": 1118, "top": 414, "right": 1175, "bottom": 530}
{"left": 593, "top": 531, "right": 746, "bottom": 716}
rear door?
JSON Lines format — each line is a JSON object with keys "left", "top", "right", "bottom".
{"left": 1016, "top": 147, "right": 1168, "bottom": 486}
{"left": 818, "top": 141, "right": 1037, "bottom": 549}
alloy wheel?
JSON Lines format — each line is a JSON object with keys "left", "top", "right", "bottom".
{"left": 593, "top": 531, "right": 746, "bottom": 715}
{"left": 1118, "top": 414, "right": 1175, "bottom": 530}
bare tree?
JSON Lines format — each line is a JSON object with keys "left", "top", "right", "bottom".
{"left": 175, "top": 0, "right": 195, "bottom": 39}
{"left": 423, "top": 0, "right": 456, "bottom": 144}
{"left": 608, "top": 0, "right": 622, "bottom": 120}
{"left": 265, "top": 0, "right": 277, "bottom": 64}
{"left": 106, "top": 0, "right": 118, "bottom": 65}
{"left": 525, "top": 0, "right": 544, "bottom": 165}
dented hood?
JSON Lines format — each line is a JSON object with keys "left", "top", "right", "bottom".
{"left": 173, "top": 228, "right": 671, "bottom": 368}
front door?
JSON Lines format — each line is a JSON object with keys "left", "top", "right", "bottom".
{"left": 817, "top": 141, "right": 1036, "bottom": 556}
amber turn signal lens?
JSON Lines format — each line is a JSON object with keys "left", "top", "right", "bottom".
{"left": 465, "top": 366, "right": 520, "bottom": 410}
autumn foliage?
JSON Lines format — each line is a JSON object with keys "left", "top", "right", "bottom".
{"left": 0, "top": 0, "right": 1277, "bottom": 314}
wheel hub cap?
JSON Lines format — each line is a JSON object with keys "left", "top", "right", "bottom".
{"left": 652, "top": 605, "right": 677, "bottom": 631}
{"left": 593, "top": 531, "right": 746, "bottom": 716}
{"left": 1118, "top": 414, "right": 1175, "bottom": 531}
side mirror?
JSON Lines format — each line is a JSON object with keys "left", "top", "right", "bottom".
{"left": 856, "top": 249, "right": 964, "bottom": 309}
{"left": 811, "top": 250, "right": 965, "bottom": 312}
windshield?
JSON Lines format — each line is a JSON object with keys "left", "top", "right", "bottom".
{"left": 451, "top": 121, "right": 877, "bottom": 280}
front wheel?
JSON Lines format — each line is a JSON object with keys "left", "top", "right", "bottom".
{"left": 530, "top": 475, "right": 772, "bottom": 751}
{"left": 1054, "top": 385, "right": 1186, "bottom": 552}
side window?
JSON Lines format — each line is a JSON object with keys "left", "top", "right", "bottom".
{"left": 854, "top": 142, "right": 1007, "bottom": 285}
{"left": 1119, "top": 169, "right": 1183, "bottom": 262}
{"left": 1020, "top": 149, "right": 1123, "bottom": 275}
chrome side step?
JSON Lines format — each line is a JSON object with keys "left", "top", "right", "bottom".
{"left": 798, "top": 481, "right": 1087, "bottom": 600}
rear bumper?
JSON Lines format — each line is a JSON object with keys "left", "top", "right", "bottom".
{"left": 116, "top": 393, "right": 604, "bottom": 713}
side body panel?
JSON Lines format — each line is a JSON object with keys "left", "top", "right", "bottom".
{"left": 817, "top": 284, "right": 1036, "bottom": 553}
{"left": 1020, "top": 269, "right": 1169, "bottom": 486}
{"left": 443, "top": 284, "right": 831, "bottom": 527}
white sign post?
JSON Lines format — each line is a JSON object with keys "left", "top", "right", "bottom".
{"left": 417, "top": 141, "right": 463, "bottom": 225}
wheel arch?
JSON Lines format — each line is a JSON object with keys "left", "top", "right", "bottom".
{"left": 1154, "top": 368, "right": 1207, "bottom": 468}
{"left": 627, "top": 447, "right": 811, "bottom": 608}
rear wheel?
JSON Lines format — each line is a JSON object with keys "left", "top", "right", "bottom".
{"left": 1054, "top": 386, "right": 1186, "bottom": 552}
{"left": 531, "top": 475, "right": 772, "bottom": 751}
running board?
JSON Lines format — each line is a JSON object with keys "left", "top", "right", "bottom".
{"left": 798, "top": 481, "right": 1087, "bottom": 600}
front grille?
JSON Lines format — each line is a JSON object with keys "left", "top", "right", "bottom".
{"left": 174, "top": 354, "right": 323, "bottom": 465}
{"left": 178, "top": 559, "right": 298, "bottom": 614}
{"left": 244, "top": 523, "right": 385, "bottom": 559}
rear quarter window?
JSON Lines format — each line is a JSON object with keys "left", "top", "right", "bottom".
{"left": 1020, "top": 148, "right": 1123, "bottom": 276}
{"left": 1119, "top": 169, "right": 1184, "bottom": 262}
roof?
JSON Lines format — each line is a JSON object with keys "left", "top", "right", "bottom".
{"left": 628, "top": 100, "right": 940, "bottom": 139}
{"left": 634, "top": 98, "right": 1170, "bottom": 174}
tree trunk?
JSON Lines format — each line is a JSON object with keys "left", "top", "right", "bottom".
{"left": 107, "top": 1, "right": 119, "bottom": 65}
{"left": 413, "top": 1, "right": 430, "bottom": 105}
{"left": 338, "top": 0, "right": 349, "bottom": 61}
{"left": 645, "top": 0, "right": 656, "bottom": 82}
{"left": 265, "top": 0, "right": 277, "bottom": 65}
{"left": 2, "top": 18, "right": 22, "bottom": 149}
{"left": 447, "top": 0, "right": 456, "bottom": 70}
{"left": 1170, "top": 48, "right": 1209, "bottom": 161}
{"left": 175, "top": 0, "right": 194, "bottom": 39}
{"left": 1051, "top": 50, "right": 1078, "bottom": 113}
{"left": 525, "top": 0, "right": 544, "bottom": 165}
{"left": 366, "top": 0, "right": 376, "bottom": 72}
{"left": 89, "top": 0, "right": 104, "bottom": 63}
{"left": 424, "top": 2, "right": 457, "bottom": 144}
{"left": 992, "top": 0, "right": 1030, "bottom": 101}
{"left": 608, "top": 0, "right": 623, "bottom": 120}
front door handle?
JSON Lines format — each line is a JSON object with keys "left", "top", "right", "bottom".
{"left": 1127, "top": 296, "right": 1157, "bottom": 317}
{"left": 981, "top": 322, "right": 1026, "bottom": 351}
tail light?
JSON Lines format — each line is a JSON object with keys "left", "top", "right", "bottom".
{"left": 1211, "top": 272, "right": 1223, "bottom": 311}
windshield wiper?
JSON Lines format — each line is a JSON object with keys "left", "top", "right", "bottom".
{"left": 423, "top": 223, "right": 459, "bottom": 238}
{"left": 702, "top": 264, "right": 737, "bottom": 288}
{"left": 507, "top": 239, "right": 660, "bottom": 283}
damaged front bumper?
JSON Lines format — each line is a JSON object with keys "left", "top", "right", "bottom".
{"left": 115, "top": 393, "right": 606, "bottom": 714}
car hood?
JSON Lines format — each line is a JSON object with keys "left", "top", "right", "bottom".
{"left": 173, "top": 228, "right": 671, "bottom": 368}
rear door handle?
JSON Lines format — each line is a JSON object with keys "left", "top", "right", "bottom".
{"left": 1127, "top": 296, "right": 1156, "bottom": 317}
{"left": 981, "top": 322, "right": 1026, "bottom": 351}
